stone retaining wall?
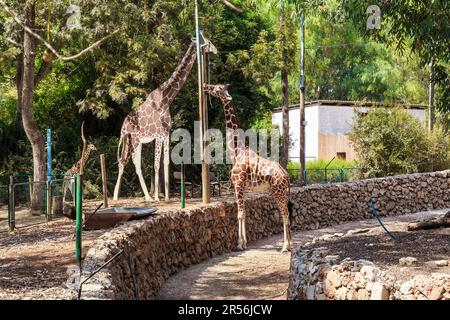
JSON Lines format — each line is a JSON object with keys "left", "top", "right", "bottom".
{"left": 79, "top": 170, "right": 450, "bottom": 299}
{"left": 289, "top": 170, "right": 450, "bottom": 230}
{"left": 288, "top": 247, "right": 450, "bottom": 300}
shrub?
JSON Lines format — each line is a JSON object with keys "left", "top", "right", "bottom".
{"left": 421, "top": 125, "right": 450, "bottom": 172}
{"left": 349, "top": 107, "right": 449, "bottom": 178}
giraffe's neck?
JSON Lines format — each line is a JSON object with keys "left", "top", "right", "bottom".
{"left": 221, "top": 97, "right": 240, "bottom": 163}
{"left": 80, "top": 148, "right": 93, "bottom": 170}
{"left": 160, "top": 42, "right": 197, "bottom": 102}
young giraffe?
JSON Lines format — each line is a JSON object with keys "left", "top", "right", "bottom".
{"left": 113, "top": 33, "right": 217, "bottom": 202}
{"left": 204, "top": 84, "right": 292, "bottom": 252}
{"left": 63, "top": 122, "right": 97, "bottom": 207}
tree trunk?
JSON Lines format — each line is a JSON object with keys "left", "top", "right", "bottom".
{"left": 280, "top": 7, "right": 289, "bottom": 169}
{"left": 428, "top": 61, "right": 435, "bottom": 131}
{"left": 22, "top": 1, "right": 46, "bottom": 214}
{"left": 281, "top": 69, "right": 289, "bottom": 169}
{"left": 15, "top": 53, "right": 23, "bottom": 121}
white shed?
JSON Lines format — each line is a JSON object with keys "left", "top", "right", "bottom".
{"left": 271, "top": 100, "right": 427, "bottom": 162}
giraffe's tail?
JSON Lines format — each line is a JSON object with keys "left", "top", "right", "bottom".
{"left": 287, "top": 180, "right": 295, "bottom": 228}
{"left": 287, "top": 199, "right": 294, "bottom": 228}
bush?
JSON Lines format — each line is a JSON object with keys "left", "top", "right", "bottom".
{"left": 349, "top": 107, "right": 449, "bottom": 178}
{"left": 421, "top": 125, "right": 450, "bottom": 172}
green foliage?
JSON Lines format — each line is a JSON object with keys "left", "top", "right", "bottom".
{"left": 422, "top": 125, "right": 450, "bottom": 172}
{"left": 342, "top": 0, "right": 450, "bottom": 112}
{"left": 287, "top": 159, "right": 358, "bottom": 184}
{"left": 288, "top": 158, "right": 356, "bottom": 170}
{"left": 349, "top": 107, "right": 449, "bottom": 178}
{"left": 232, "top": 0, "right": 429, "bottom": 106}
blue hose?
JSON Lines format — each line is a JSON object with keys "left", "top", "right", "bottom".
{"left": 370, "top": 197, "right": 397, "bottom": 240}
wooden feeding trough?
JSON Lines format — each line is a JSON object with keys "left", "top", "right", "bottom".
{"left": 83, "top": 207, "right": 157, "bottom": 230}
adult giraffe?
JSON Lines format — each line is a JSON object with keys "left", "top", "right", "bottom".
{"left": 204, "top": 84, "right": 292, "bottom": 252}
{"left": 114, "top": 34, "right": 217, "bottom": 202}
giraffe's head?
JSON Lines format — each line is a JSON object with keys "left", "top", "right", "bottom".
{"left": 204, "top": 84, "right": 232, "bottom": 101}
{"left": 87, "top": 144, "right": 97, "bottom": 152}
{"left": 192, "top": 31, "right": 218, "bottom": 54}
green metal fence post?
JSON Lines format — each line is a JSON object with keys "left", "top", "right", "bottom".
{"left": 181, "top": 162, "right": 185, "bottom": 209}
{"left": 75, "top": 174, "right": 83, "bottom": 261}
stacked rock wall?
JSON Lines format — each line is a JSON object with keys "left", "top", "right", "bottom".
{"left": 79, "top": 170, "right": 450, "bottom": 299}
{"left": 288, "top": 248, "right": 450, "bottom": 300}
{"left": 289, "top": 170, "right": 450, "bottom": 230}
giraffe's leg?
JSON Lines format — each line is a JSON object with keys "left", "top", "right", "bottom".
{"left": 114, "top": 134, "right": 133, "bottom": 201}
{"left": 132, "top": 143, "right": 151, "bottom": 202}
{"left": 275, "top": 193, "right": 291, "bottom": 253}
{"left": 234, "top": 182, "right": 247, "bottom": 250}
{"left": 62, "top": 179, "right": 67, "bottom": 208}
{"left": 154, "top": 138, "right": 163, "bottom": 202}
{"left": 113, "top": 163, "right": 124, "bottom": 201}
{"left": 163, "top": 137, "right": 170, "bottom": 202}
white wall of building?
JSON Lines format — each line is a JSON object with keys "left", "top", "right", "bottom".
{"left": 318, "top": 105, "right": 426, "bottom": 133}
{"left": 272, "top": 105, "right": 319, "bottom": 163}
{"left": 272, "top": 104, "right": 427, "bottom": 163}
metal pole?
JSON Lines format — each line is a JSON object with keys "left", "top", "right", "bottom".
{"left": 75, "top": 174, "right": 83, "bottom": 261}
{"left": 202, "top": 44, "right": 210, "bottom": 203}
{"left": 44, "top": 129, "right": 52, "bottom": 215}
{"left": 8, "top": 176, "right": 14, "bottom": 231}
{"left": 47, "top": 129, "right": 52, "bottom": 181}
{"left": 195, "top": 0, "right": 210, "bottom": 204}
{"left": 299, "top": 13, "right": 306, "bottom": 185}
{"left": 100, "top": 154, "right": 108, "bottom": 208}
{"left": 181, "top": 162, "right": 185, "bottom": 209}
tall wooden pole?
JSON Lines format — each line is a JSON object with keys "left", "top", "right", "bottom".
{"left": 299, "top": 14, "right": 306, "bottom": 185}
{"left": 195, "top": 0, "right": 210, "bottom": 204}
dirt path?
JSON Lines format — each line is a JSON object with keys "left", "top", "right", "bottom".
{"left": 0, "top": 196, "right": 230, "bottom": 300}
{"left": 158, "top": 209, "right": 449, "bottom": 300}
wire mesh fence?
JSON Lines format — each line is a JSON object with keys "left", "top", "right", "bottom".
{"left": 0, "top": 174, "right": 74, "bottom": 232}
{"left": 287, "top": 167, "right": 367, "bottom": 186}
{"left": 10, "top": 180, "right": 47, "bottom": 230}
{"left": 0, "top": 184, "right": 9, "bottom": 232}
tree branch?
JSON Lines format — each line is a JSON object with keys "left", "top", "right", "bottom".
{"left": 0, "top": 0, "right": 119, "bottom": 62}
{"left": 5, "top": 37, "right": 23, "bottom": 48}
{"left": 221, "top": 0, "right": 243, "bottom": 13}
{"left": 34, "top": 59, "right": 52, "bottom": 88}
{"left": 209, "top": 0, "right": 243, "bottom": 13}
